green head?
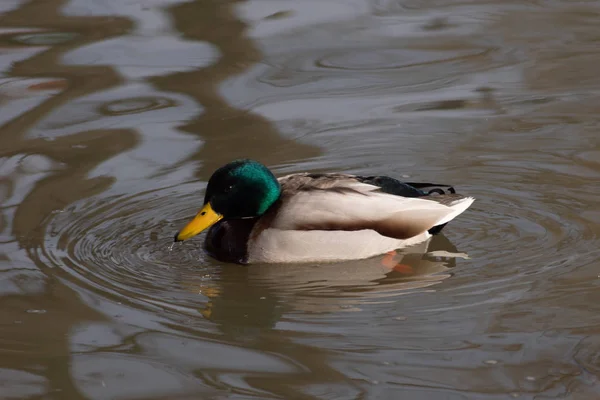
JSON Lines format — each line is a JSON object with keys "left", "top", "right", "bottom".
{"left": 174, "top": 159, "right": 281, "bottom": 241}
{"left": 205, "top": 159, "right": 281, "bottom": 218}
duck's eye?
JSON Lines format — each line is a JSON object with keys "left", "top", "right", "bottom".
{"left": 223, "top": 184, "right": 234, "bottom": 193}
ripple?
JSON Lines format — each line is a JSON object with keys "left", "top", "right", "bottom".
{"left": 99, "top": 96, "right": 176, "bottom": 116}
{"left": 39, "top": 182, "right": 468, "bottom": 317}
{"left": 37, "top": 150, "right": 599, "bottom": 332}
{"left": 41, "top": 184, "right": 216, "bottom": 310}
{"left": 431, "top": 158, "right": 600, "bottom": 318}
{"left": 315, "top": 48, "right": 487, "bottom": 71}
{"left": 12, "top": 32, "right": 78, "bottom": 45}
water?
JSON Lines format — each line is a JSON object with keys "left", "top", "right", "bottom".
{"left": 1, "top": 0, "right": 600, "bottom": 398}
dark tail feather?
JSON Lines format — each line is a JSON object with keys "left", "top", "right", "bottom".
{"left": 357, "top": 177, "right": 456, "bottom": 197}
{"left": 404, "top": 182, "right": 456, "bottom": 195}
{"left": 428, "top": 223, "right": 448, "bottom": 235}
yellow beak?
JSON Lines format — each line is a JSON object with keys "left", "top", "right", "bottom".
{"left": 174, "top": 203, "right": 223, "bottom": 242}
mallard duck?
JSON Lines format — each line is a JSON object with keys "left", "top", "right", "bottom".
{"left": 174, "top": 159, "right": 474, "bottom": 264}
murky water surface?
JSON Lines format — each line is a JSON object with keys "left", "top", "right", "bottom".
{"left": 1, "top": 0, "right": 599, "bottom": 398}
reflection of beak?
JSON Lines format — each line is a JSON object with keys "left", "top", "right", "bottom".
{"left": 174, "top": 203, "right": 223, "bottom": 242}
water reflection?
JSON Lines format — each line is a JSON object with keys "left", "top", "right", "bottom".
{"left": 0, "top": 0, "right": 600, "bottom": 398}
{"left": 152, "top": 0, "right": 321, "bottom": 177}
{"left": 197, "top": 235, "right": 464, "bottom": 340}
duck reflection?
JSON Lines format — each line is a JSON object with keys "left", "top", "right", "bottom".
{"left": 191, "top": 234, "right": 467, "bottom": 340}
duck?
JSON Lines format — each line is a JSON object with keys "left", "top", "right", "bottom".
{"left": 174, "top": 159, "right": 474, "bottom": 264}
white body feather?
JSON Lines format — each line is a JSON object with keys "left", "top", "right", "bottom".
{"left": 246, "top": 175, "right": 474, "bottom": 263}
{"left": 248, "top": 229, "right": 431, "bottom": 264}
